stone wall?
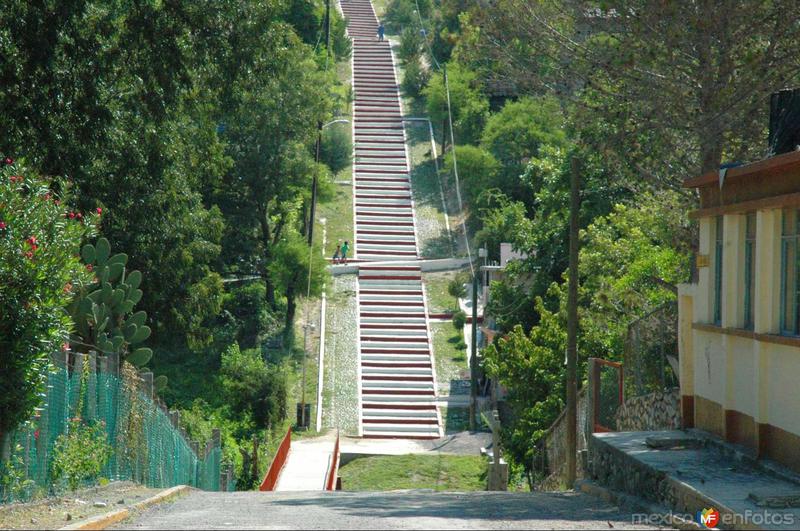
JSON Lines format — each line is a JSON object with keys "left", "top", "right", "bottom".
{"left": 615, "top": 388, "right": 680, "bottom": 432}
{"left": 535, "top": 388, "right": 588, "bottom": 486}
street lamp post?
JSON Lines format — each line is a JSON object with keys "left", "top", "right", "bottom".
{"left": 308, "top": 119, "right": 350, "bottom": 246}
{"left": 300, "top": 321, "right": 316, "bottom": 429}
{"left": 300, "top": 119, "right": 348, "bottom": 430}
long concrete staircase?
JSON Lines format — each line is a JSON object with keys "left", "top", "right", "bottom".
{"left": 340, "top": 0, "right": 442, "bottom": 439}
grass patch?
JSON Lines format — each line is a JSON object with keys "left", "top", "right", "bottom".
{"left": 431, "top": 321, "right": 469, "bottom": 396}
{"left": 339, "top": 454, "right": 487, "bottom": 491}
{"left": 316, "top": 182, "right": 353, "bottom": 258}
{"left": 423, "top": 270, "right": 464, "bottom": 314}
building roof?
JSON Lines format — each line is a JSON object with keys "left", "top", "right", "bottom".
{"left": 684, "top": 150, "right": 800, "bottom": 219}
{"left": 683, "top": 149, "right": 800, "bottom": 189}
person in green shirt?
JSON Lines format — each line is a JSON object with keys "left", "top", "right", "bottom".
{"left": 341, "top": 241, "right": 349, "bottom": 264}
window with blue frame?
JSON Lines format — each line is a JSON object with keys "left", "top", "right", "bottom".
{"left": 713, "top": 216, "right": 723, "bottom": 325}
{"left": 781, "top": 209, "right": 800, "bottom": 335}
{"left": 743, "top": 212, "right": 756, "bottom": 329}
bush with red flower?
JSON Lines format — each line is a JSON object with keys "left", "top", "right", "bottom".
{"left": 0, "top": 160, "right": 98, "bottom": 448}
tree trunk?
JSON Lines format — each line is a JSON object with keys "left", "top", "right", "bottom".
{"left": 284, "top": 279, "right": 297, "bottom": 342}
{"left": 258, "top": 210, "right": 277, "bottom": 308}
{"left": 700, "top": 137, "right": 723, "bottom": 174}
{"left": 0, "top": 430, "right": 10, "bottom": 463}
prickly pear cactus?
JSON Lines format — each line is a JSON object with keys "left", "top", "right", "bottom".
{"left": 68, "top": 238, "right": 153, "bottom": 367}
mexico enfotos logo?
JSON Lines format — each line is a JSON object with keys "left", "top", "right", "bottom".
{"left": 631, "top": 507, "right": 795, "bottom": 529}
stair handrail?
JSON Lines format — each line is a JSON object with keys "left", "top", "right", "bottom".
{"left": 325, "top": 430, "right": 341, "bottom": 491}
{"left": 259, "top": 427, "right": 292, "bottom": 491}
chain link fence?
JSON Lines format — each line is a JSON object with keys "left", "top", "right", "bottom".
{"left": 624, "top": 301, "right": 679, "bottom": 396}
{"left": 1, "top": 351, "right": 229, "bottom": 503}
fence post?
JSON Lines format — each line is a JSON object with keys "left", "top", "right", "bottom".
{"left": 212, "top": 429, "right": 221, "bottom": 491}
{"left": 87, "top": 351, "right": 98, "bottom": 421}
{"left": 74, "top": 353, "right": 87, "bottom": 418}
{"left": 191, "top": 441, "right": 200, "bottom": 488}
{"left": 585, "top": 358, "right": 597, "bottom": 442}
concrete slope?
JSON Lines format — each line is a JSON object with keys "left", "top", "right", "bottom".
{"left": 274, "top": 438, "right": 336, "bottom": 492}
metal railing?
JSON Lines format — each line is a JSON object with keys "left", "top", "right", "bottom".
{"left": 259, "top": 427, "right": 291, "bottom": 491}
{"left": 325, "top": 431, "right": 341, "bottom": 491}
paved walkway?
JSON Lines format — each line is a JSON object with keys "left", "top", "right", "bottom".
{"left": 339, "top": 0, "right": 441, "bottom": 439}
{"left": 595, "top": 430, "right": 800, "bottom": 530}
{"left": 116, "top": 490, "right": 659, "bottom": 530}
{"left": 274, "top": 438, "right": 336, "bottom": 491}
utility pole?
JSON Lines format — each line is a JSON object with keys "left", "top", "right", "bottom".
{"left": 325, "top": 0, "right": 331, "bottom": 62}
{"left": 565, "top": 154, "right": 581, "bottom": 487}
{"left": 309, "top": 0, "right": 332, "bottom": 246}
{"left": 309, "top": 120, "right": 323, "bottom": 246}
{"left": 469, "top": 268, "right": 479, "bottom": 431}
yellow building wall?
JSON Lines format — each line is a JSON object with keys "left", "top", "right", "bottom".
{"left": 679, "top": 207, "right": 800, "bottom": 472}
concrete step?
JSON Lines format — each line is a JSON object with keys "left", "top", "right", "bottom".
{"left": 361, "top": 408, "right": 438, "bottom": 419}
{"left": 362, "top": 379, "right": 434, "bottom": 390}
{"left": 360, "top": 317, "right": 427, "bottom": 326}
{"left": 361, "top": 354, "right": 431, "bottom": 364}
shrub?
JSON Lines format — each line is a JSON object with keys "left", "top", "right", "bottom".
{"left": 0, "top": 160, "right": 97, "bottom": 450}
{"left": 220, "top": 343, "right": 288, "bottom": 430}
{"left": 452, "top": 310, "right": 467, "bottom": 329}
{"left": 224, "top": 283, "right": 282, "bottom": 349}
{"left": 331, "top": 10, "right": 352, "bottom": 60}
{"left": 51, "top": 361, "right": 112, "bottom": 491}
{"left": 398, "top": 27, "right": 423, "bottom": 63}
{"left": 0, "top": 445, "right": 36, "bottom": 502}
{"left": 320, "top": 124, "right": 353, "bottom": 175}
{"left": 447, "top": 276, "right": 467, "bottom": 300}
{"left": 402, "top": 58, "right": 430, "bottom": 99}
{"left": 51, "top": 420, "right": 112, "bottom": 491}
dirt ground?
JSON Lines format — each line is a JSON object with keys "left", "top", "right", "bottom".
{"left": 0, "top": 481, "right": 158, "bottom": 530}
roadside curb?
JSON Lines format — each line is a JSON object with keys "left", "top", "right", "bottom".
{"left": 59, "top": 485, "right": 191, "bottom": 530}
{"left": 575, "top": 479, "right": 704, "bottom": 531}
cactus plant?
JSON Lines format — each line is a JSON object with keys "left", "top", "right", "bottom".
{"left": 68, "top": 238, "right": 153, "bottom": 369}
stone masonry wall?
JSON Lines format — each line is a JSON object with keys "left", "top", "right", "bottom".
{"left": 615, "top": 388, "right": 680, "bottom": 432}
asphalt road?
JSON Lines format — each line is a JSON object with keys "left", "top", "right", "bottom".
{"left": 115, "top": 490, "right": 663, "bottom": 530}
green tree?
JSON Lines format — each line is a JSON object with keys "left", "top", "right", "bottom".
{"left": 220, "top": 344, "right": 288, "bottom": 430}
{"left": 213, "top": 21, "right": 332, "bottom": 306}
{"left": 482, "top": 313, "right": 567, "bottom": 476}
{"left": 468, "top": 0, "right": 800, "bottom": 180}
{"left": 0, "top": 162, "right": 96, "bottom": 455}
{"left": 442, "top": 145, "right": 499, "bottom": 207}
{"left": 480, "top": 97, "right": 567, "bottom": 203}
{"left": 268, "top": 231, "right": 329, "bottom": 336}
{"left": 424, "top": 62, "right": 489, "bottom": 147}
{"left": 0, "top": 0, "right": 230, "bottom": 345}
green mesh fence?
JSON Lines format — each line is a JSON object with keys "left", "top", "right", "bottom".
{"left": 1, "top": 354, "right": 230, "bottom": 503}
